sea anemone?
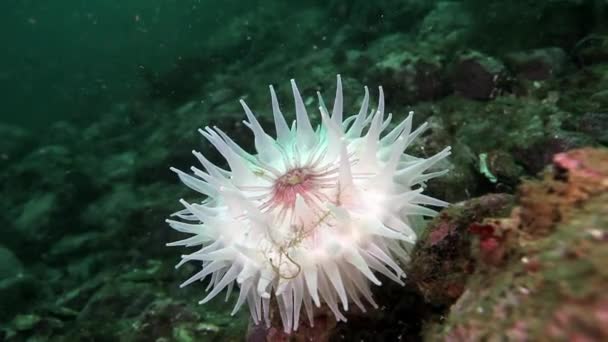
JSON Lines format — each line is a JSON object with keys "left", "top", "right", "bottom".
{"left": 167, "top": 75, "right": 451, "bottom": 333}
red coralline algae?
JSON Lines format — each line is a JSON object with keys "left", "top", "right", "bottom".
{"left": 468, "top": 222, "right": 509, "bottom": 266}
{"left": 467, "top": 222, "right": 495, "bottom": 240}
{"left": 554, "top": 149, "right": 605, "bottom": 180}
{"left": 428, "top": 221, "right": 453, "bottom": 246}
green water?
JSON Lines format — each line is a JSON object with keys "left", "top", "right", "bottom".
{"left": 0, "top": 0, "right": 255, "bottom": 129}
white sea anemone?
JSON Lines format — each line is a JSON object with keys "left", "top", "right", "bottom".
{"left": 167, "top": 75, "right": 451, "bottom": 333}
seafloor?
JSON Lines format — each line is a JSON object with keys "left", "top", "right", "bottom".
{"left": 1, "top": 1, "right": 607, "bottom": 341}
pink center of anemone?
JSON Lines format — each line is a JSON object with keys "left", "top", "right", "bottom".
{"left": 257, "top": 164, "right": 339, "bottom": 221}
{"left": 271, "top": 167, "right": 315, "bottom": 208}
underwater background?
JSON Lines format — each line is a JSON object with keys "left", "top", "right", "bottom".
{"left": 1, "top": 0, "right": 607, "bottom": 341}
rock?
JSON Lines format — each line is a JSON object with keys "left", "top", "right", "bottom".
{"left": 121, "top": 260, "right": 163, "bottom": 282}
{"left": 1, "top": 142, "right": 99, "bottom": 260}
{"left": 418, "top": 1, "right": 472, "bottom": 48}
{"left": 48, "top": 232, "right": 103, "bottom": 259}
{"left": 479, "top": 150, "right": 524, "bottom": 188}
{"left": 372, "top": 44, "right": 448, "bottom": 104}
{"left": 451, "top": 51, "right": 510, "bottom": 100}
{"left": 575, "top": 35, "right": 608, "bottom": 66}
{"left": 5, "top": 313, "right": 63, "bottom": 340}
{"left": 0, "top": 273, "right": 39, "bottom": 322}
{"left": 14, "top": 193, "right": 58, "bottom": 239}
{"left": 577, "top": 112, "right": 608, "bottom": 144}
{"left": 590, "top": 89, "right": 608, "bottom": 107}
{"left": 5, "top": 145, "right": 76, "bottom": 201}
{"left": 0, "top": 124, "right": 34, "bottom": 165}
{"left": 408, "top": 193, "right": 515, "bottom": 305}
{"left": 12, "top": 314, "right": 42, "bottom": 331}
{"left": 513, "top": 134, "right": 591, "bottom": 175}
{"left": 0, "top": 247, "right": 37, "bottom": 322}
{"left": 45, "top": 121, "right": 80, "bottom": 146}
{"left": 424, "top": 151, "right": 479, "bottom": 203}
{"left": 128, "top": 299, "right": 241, "bottom": 342}
{"left": 0, "top": 246, "right": 23, "bottom": 279}
{"left": 425, "top": 148, "right": 608, "bottom": 341}
{"left": 206, "top": 87, "right": 235, "bottom": 109}
{"left": 505, "top": 47, "right": 568, "bottom": 81}
{"left": 195, "top": 323, "right": 220, "bottom": 333}
{"left": 408, "top": 115, "right": 482, "bottom": 202}
{"left": 81, "top": 183, "right": 137, "bottom": 232}
{"left": 100, "top": 151, "right": 137, "bottom": 183}
{"left": 246, "top": 304, "right": 337, "bottom": 342}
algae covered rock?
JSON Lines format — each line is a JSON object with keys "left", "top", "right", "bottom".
{"left": 450, "top": 51, "right": 510, "bottom": 100}
{"left": 0, "top": 247, "right": 37, "bottom": 322}
{"left": 0, "top": 246, "right": 23, "bottom": 280}
{"left": 0, "top": 246, "right": 40, "bottom": 329}
{"left": 425, "top": 148, "right": 608, "bottom": 341}
{"left": 505, "top": 47, "right": 569, "bottom": 81}
{"left": 0, "top": 124, "right": 34, "bottom": 165}
{"left": 408, "top": 193, "right": 515, "bottom": 306}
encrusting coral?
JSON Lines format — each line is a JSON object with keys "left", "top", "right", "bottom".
{"left": 167, "top": 75, "right": 450, "bottom": 332}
